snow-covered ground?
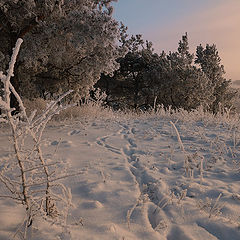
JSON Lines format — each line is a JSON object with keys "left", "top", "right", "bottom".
{"left": 1, "top": 111, "right": 240, "bottom": 240}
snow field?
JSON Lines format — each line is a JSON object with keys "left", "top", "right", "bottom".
{"left": 1, "top": 114, "right": 240, "bottom": 239}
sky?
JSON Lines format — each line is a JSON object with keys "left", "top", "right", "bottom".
{"left": 113, "top": 0, "right": 240, "bottom": 81}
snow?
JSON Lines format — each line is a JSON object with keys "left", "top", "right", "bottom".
{"left": 1, "top": 113, "right": 240, "bottom": 239}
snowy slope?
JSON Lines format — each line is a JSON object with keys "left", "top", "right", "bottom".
{"left": 1, "top": 114, "right": 240, "bottom": 240}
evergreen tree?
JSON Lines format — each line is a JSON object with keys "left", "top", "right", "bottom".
{"left": 177, "top": 32, "right": 194, "bottom": 65}
{"left": 195, "top": 44, "right": 235, "bottom": 112}
{"left": 152, "top": 33, "right": 214, "bottom": 110}
{"left": 96, "top": 32, "right": 154, "bottom": 109}
{"left": 97, "top": 32, "right": 234, "bottom": 113}
{"left": 0, "top": 0, "right": 121, "bottom": 105}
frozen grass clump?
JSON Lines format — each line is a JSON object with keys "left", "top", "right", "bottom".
{"left": 23, "top": 90, "right": 239, "bottom": 129}
{"left": 23, "top": 98, "right": 49, "bottom": 116}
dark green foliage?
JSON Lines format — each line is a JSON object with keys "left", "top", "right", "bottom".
{"left": 161, "top": 34, "right": 214, "bottom": 110}
{"left": 97, "top": 33, "right": 232, "bottom": 112}
{"left": 96, "top": 33, "right": 154, "bottom": 109}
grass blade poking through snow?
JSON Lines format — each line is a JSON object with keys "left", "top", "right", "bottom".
{"left": 170, "top": 121, "right": 190, "bottom": 176}
{"left": 170, "top": 121, "right": 185, "bottom": 153}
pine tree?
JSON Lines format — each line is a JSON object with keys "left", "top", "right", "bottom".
{"left": 162, "top": 34, "right": 214, "bottom": 110}
{"left": 0, "top": 0, "right": 121, "bottom": 106}
{"left": 96, "top": 32, "right": 154, "bottom": 109}
{"left": 97, "top": 33, "right": 233, "bottom": 112}
{"left": 195, "top": 44, "right": 235, "bottom": 112}
{"left": 177, "top": 32, "right": 194, "bottom": 65}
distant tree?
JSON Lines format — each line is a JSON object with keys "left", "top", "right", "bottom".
{"left": 96, "top": 30, "right": 154, "bottom": 109}
{"left": 118, "top": 38, "right": 154, "bottom": 109}
{"left": 97, "top": 32, "right": 235, "bottom": 112}
{"left": 177, "top": 32, "right": 194, "bottom": 65}
{"left": 162, "top": 33, "right": 214, "bottom": 110}
{"left": 142, "top": 33, "right": 214, "bottom": 111}
{"left": 195, "top": 43, "right": 235, "bottom": 112}
{"left": 0, "top": 0, "right": 122, "bottom": 108}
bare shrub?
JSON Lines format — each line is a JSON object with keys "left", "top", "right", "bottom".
{"left": 0, "top": 39, "right": 76, "bottom": 239}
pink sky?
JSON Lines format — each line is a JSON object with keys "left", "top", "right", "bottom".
{"left": 114, "top": 1, "right": 240, "bottom": 81}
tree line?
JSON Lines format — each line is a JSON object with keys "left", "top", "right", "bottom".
{"left": 96, "top": 29, "right": 235, "bottom": 113}
{"left": 0, "top": 0, "right": 236, "bottom": 113}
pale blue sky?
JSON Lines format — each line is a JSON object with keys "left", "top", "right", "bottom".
{"left": 113, "top": 0, "right": 240, "bottom": 80}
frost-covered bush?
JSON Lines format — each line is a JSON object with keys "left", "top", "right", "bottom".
{"left": 0, "top": 39, "right": 77, "bottom": 239}
{"left": 0, "top": 0, "right": 121, "bottom": 102}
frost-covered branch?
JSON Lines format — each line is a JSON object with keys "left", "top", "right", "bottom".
{"left": 0, "top": 38, "right": 76, "bottom": 239}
